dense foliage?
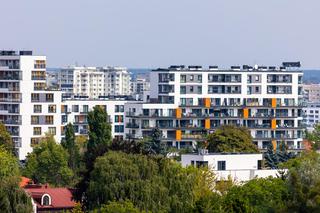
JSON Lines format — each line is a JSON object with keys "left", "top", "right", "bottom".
{"left": 23, "top": 135, "right": 73, "bottom": 186}
{"left": 0, "top": 123, "right": 14, "bottom": 154}
{"left": 207, "top": 125, "right": 259, "bottom": 153}
{"left": 0, "top": 148, "right": 33, "bottom": 212}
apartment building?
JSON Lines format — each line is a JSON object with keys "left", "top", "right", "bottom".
{"left": 131, "top": 76, "right": 150, "bottom": 100}
{"left": 303, "top": 102, "right": 320, "bottom": 131}
{"left": 58, "top": 66, "right": 131, "bottom": 98}
{"left": 0, "top": 51, "right": 62, "bottom": 160}
{"left": 125, "top": 64, "right": 304, "bottom": 151}
{"left": 61, "top": 98, "right": 130, "bottom": 141}
{"left": 303, "top": 84, "right": 320, "bottom": 102}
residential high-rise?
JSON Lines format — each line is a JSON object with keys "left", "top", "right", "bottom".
{"left": 125, "top": 64, "right": 304, "bottom": 151}
{"left": 0, "top": 51, "right": 62, "bottom": 160}
{"left": 58, "top": 66, "right": 131, "bottom": 98}
{"left": 303, "top": 84, "right": 320, "bottom": 102}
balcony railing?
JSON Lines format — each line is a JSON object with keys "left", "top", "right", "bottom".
{"left": 126, "top": 123, "right": 139, "bottom": 128}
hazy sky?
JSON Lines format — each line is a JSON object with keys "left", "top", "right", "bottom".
{"left": 1, "top": 0, "right": 320, "bottom": 68}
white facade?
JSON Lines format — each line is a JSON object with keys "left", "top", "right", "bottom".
{"left": 303, "top": 102, "right": 320, "bottom": 131}
{"left": 303, "top": 84, "right": 320, "bottom": 102}
{"left": 58, "top": 66, "right": 131, "bottom": 98}
{"left": 131, "top": 76, "right": 150, "bottom": 100}
{"left": 125, "top": 65, "right": 304, "bottom": 151}
{"left": 181, "top": 152, "right": 281, "bottom": 182}
{"left": 0, "top": 51, "right": 62, "bottom": 160}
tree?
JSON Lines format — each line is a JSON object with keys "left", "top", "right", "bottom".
{"left": 143, "top": 127, "right": 167, "bottom": 156}
{"left": 264, "top": 141, "right": 296, "bottom": 169}
{"left": 285, "top": 152, "right": 320, "bottom": 212}
{"left": 61, "top": 123, "right": 80, "bottom": 173}
{"left": 86, "top": 151, "right": 217, "bottom": 212}
{"left": 0, "top": 123, "right": 14, "bottom": 154}
{"left": 306, "top": 124, "right": 320, "bottom": 150}
{"left": 222, "top": 177, "right": 288, "bottom": 213}
{"left": 95, "top": 200, "right": 142, "bottom": 213}
{"left": 207, "top": 125, "right": 258, "bottom": 153}
{"left": 76, "top": 106, "right": 112, "bottom": 204}
{"left": 0, "top": 148, "right": 33, "bottom": 212}
{"left": 23, "top": 135, "right": 73, "bottom": 186}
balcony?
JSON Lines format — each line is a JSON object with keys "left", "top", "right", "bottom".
{"left": 126, "top": 123, "right": 139, "bottom": 128}
{"left": 1, "top": 119, "right": 21, "bottom": 125}
{"left": 80, "top": 129, "right": 88, "bottom": 134}
{"left": 0, "top": 97, "right": 22, "bottom": 102}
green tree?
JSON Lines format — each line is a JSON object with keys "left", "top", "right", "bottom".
{"left": 207, "top": 125, "right": 258, "bottom": 153}
{"left": 285, "top": 152, "right": 320, "bottom": 212}
{"left": 86, "top": 151, "right": 217, "bottom": 212}
{"left": 222, "top": 177, "right": 288, "bottom": 213}
{"left": 95, "top": 200, "right": 143, "bottom": 213}
{"left": 76, "top": 106, "right": 112, "bottom": 204}
{"left": 143, "top": 127, "right": 167, "bottom": 156}
{"left": 0, "top": 148, "right": 33, "bottom": 212}
{"left": 0, "top": 123, "right": 14, "bottom": 154}
{"left": 306, "top": 124, "right": 320, "bottom": 150}
{"left": 264, "top": 141, "right": 296, "bottom": 169}
{"left": 61, "top": 123, "right": 80, "bottom": 172}
{"left": 23, "top": 135, "right": 73, "bottom": 186}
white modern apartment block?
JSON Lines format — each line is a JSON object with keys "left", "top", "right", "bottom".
{"left": 303, "top": 102, "right": 320, "bottom": 131}
{"left": 131, "top": 76, "right": 151, "bottom": 100}
{"left": 61, "top": 98, "right": 135, "bottom": 141}
{"left": 181, "top": 151, "right": 282, "bottom": 182}
{"left": 303, "top": 84, "right": 320, "bottom": 102}
{"left": 125, "top": 64, "right": 304, "bottom": 151}
{"left": 0, "top": 51, "right": 62, "bottom": 160}
{"left": 58, "top": 66, "right": 131, "bottom": 98}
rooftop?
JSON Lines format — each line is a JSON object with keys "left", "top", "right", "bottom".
{"left": 0, "top": 50, "right": 33, "bottom": 56}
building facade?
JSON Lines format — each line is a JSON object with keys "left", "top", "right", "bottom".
{"left": 0, "top": 51, "right": 62, "bottom": 160}
{"left": 58, "top": 66, "right": 131, "bottom": 98}
{"left": 125, "top": 65, "right": 304, "bottom": 151}
{"left": 303, "top": 84, "right": 320, "bottom": 102}
{"left": 181, "top": 151, "right": 282, "bottom": 182}
{"left": 303, "top": 102, "right": 320, "bottom": 131}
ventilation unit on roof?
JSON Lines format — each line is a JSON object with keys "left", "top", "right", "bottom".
{"left": 188, "top": 65, "right": 202, "bottom": 70}
{"left": 169, "top": 65, "right": 185, "bottom": 70}
{"left": 209, "top": 66, "right": 218, "bottom": 70}
{"left": 282, "top": 62, "right": 301, "bottom": 68}
{"left": 231, "top": 66, "right": 241, "bottom": 70}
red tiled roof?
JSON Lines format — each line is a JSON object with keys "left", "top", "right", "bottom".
{"left": 24, "top": 185, "right": 76, "bottom": 209}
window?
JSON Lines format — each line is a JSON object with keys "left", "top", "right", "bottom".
{"left": 197, "top": 86, "right": 202, "bottom": 94}
{"left": 115, "top": 105, "right": 124, "bottom": 112}
{"left": 31, "top": 93, "right": 40, "bottom": 102}
{"left": 33, "top": 127, "right": 41, "bottom": 135}
{"left": 198, "top": 75, "right": 202, "bottom": 82}
{"left": 48, "top": 105, "right": 56, "bottom": 113}
{"left": 190, "top": 86, "right": 194, "bottom": 93}
{"left": 31, "top": 138, "right": 41, "bottom": 147}
{"left": 45, "top": 94, "right": 54, "bottom": 102}
{"left": 196, "top": 161, "right": 208, "bottom": 168}
{"left": 191, "top": 160, "right": 194, "bottom": 166}
{"left": 114, "top": 115, "right": 124, "bottom": 123}
{"left": 180, "top": 75, "right": 186, "bottom": 83}
{"left": 115, "top": 125, "right": 124, "bottom": 133}
{"left": 42, "top": 195, "right": 51, "bottom": 206}
{"left": 34, "top": 105, "right": 42, "bottom": 113}
{"left": 217, "top": 161, "right": 226, "bottom": 170}
{"left": 45, "top": 116, "right": 54, "bottom": 124}
{"left": 72, "top": 105, "right": 79, "bottom": 112}
{"left": 34, "top": 60, "right": 46, "bottom": 69}
{"left": 190, "top": 75, "right": 194, "bottom": 81}
{"left": 83, "top": 105, "right": 89, "bottom": 113}
{"left": 62, "top": 115, "right": 68, "bottom": 123}
{"left": 48, "top": 127, "right": 56, "bottom": 135}
{"left": 31, "top": 116, "right": 39, "bottom": 124}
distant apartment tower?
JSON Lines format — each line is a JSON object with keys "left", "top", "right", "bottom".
{"left": 0, "top": 51, "right": 62, "bottom": 160}
{"left": 125, "top": 64, "right": 304, "bottom": 151}
{"left": 303, "top": 102, "right": 320, "bottom": 130}
{"left": 58, "top": 66, "right": 131, "bottom": 98}
{"left": 303, "top": 84, "right": 320, "bottom": 102}
{"left": 131, "top": 76, "right": 150, "bottom": 100}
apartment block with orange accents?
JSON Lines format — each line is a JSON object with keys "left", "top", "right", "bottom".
{"left": 124, "top": 64, "right": 304, "bottom": 151}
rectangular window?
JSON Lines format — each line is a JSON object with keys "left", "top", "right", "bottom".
{"left": 190, "top": 75, "right": 194, "bottom": 81}
{"left": 31, "top": 93, "right": 40, "bottom": 102}
{"left": 115, "top": 105, "right": 124, "bottom": 113}
{"left": 33, "top": 127, "right": 41, "bottom": 135}
{"left": 48, "top": 127, "right": 56, "bottom": 135}
{"left": 45, "top": 94, "right": 54, "bottom": 102}
{"left": 45, "top": 116, "right": 54, "bottom": 124}
{"left": 48, "top": 105, "right": 56, "bottom": 113}
{"left": 34, "top": 60, "right": 46, "bottom": 69}
{"left": 83, "top": 105, "right": 89, "bottom": 113}
{"left": 196, "top": 161, "right": 208, "bottom": 168}
{"left": 31, "top": 138, "right": 41, "bottom": 147}
{"left": 198, "top": 75, "right": 202, "bottom": 82}
{"left": 62, "top": 115, "right": 68, "bottom": 123}
{"left": 31, "top": 116, "right": 40, "bottom": 124}
{"left": 115, "top": 125, "right": 124, "bottom": 133}
{"left": 33, "top": 105, "right": 42, "bottom": 113}
{"left": 217, "top": 161, "right": 226, "bottom": 170}
{"left": 72, "top": 105, "right": 79, "bottom": 112}
{"left": 114, "top": 115, "right": 124, "bottom": 123}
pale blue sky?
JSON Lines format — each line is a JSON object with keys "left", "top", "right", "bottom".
{"left": 1, "top": 0, "right": 320, "bottom": 68}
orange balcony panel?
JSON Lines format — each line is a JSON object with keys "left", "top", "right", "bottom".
{"left": 61, "top": 105, "right": 65, "bottom": 113}
{"left": 272, "top": 140, "right": 277, "bottom": 151}
{"left": 271, "top": 119, "right": 277, "bottom": 129}
{"left": 205, "top": 119, "right": 210, "bottom": 129}
{"left": 204, "top": 98, "right": 211, "bottom": 108}
{"left": 271, "top": 98, "right": 277, "bottom": 108}
{"left": 243, "top": 108, "right": 249, "bottom": 119}
{"left": 176, "top": 130, "right": 182, "bottom": 141}
{"left": 176, "top": 108, "right": 182, "bottom": 119}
